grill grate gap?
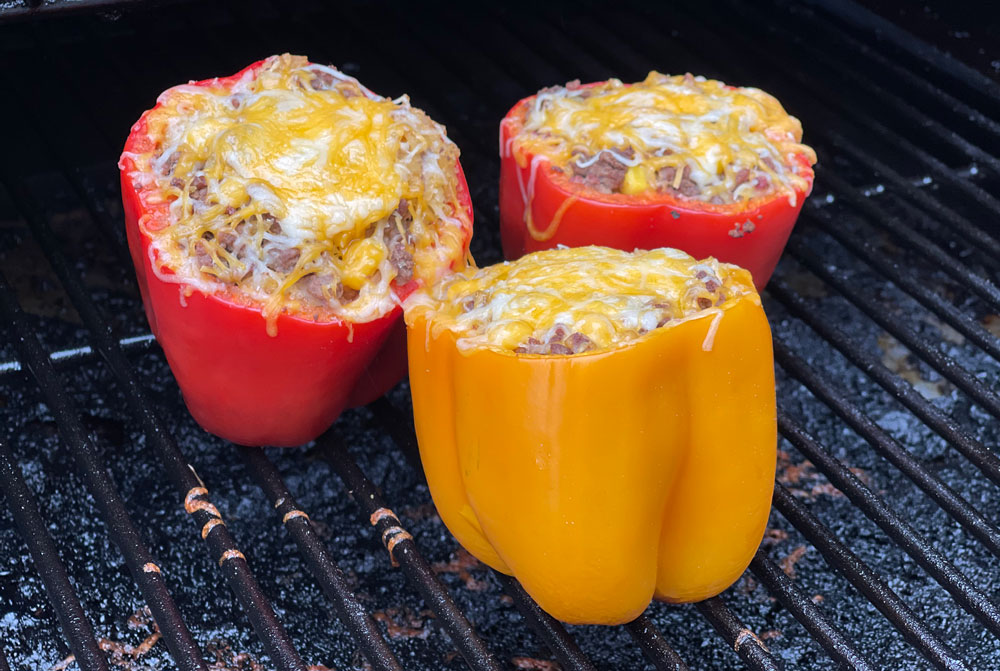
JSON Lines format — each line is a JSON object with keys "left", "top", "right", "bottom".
{"left": 786, "top": 240, "right": 1000, "bottom": 416}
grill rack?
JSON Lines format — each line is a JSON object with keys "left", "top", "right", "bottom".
{"left": 0, "top": 1, "right": 998, "bottom": 669}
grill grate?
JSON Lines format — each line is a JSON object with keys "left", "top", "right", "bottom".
{"left": 1, "top": 0, "right": 999, "bottom": 669}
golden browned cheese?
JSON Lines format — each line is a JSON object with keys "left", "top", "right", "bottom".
{"left": 404, "top": 246, "right": 757, "bottom": 354}
{"left": 121, "top": 54, "right": 467, "bottom": 328}
{"left": 512, "top": 72, "right": 816, "bottom": 203}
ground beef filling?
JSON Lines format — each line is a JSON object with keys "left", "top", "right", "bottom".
{"left": 513, "top": 326, "right": 596, "bottom": 355}
{"left": 567, "top": 148, "right": 776, "bottom": 202}
{"left": 454, "top": 265, "right": 728, "bottom": 355}
{"left": 284, "top": 199, "right": 415, "bottom": 308}
{"left": 165, "top": 151, "right": 423, "bottom": 310}
{"left": 522, "top": 72, "right": 815, "bottom": 204}
{"left": 569, "top": 148, "right": 633, "bottom": 194}
{"left": 384, "top": 198, "right": 415, "bottom": 285}
{"left": 307, "top": 70, "right": 361, "bottom": 97}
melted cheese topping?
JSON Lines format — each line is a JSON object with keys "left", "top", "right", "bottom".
{"left": 121, "top": 54, "right": 468, "bottom": 332}
{"left": 511, "top": 72, "right": 817, "bottom": 204}
{"left": 405, "top": 246, "right": 757, "bottom": 354}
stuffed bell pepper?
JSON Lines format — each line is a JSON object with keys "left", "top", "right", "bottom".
{"left": 499, "top": 72, "right": 817, "bottom": 287}
{"left": 119, "top": 54, "right": 473, "bottom": 447}
{"left": 405, "top": 246, "right": 776, "bottom": 625}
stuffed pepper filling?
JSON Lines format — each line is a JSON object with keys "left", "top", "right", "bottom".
{"left": 508, "top": 72, "right": 816, "bottom": 205}
{"left": 121, "top": 54, "right": 467, "bottom": 333}
{"left": 405, "top": 246, "right": 756, "bottom": 354}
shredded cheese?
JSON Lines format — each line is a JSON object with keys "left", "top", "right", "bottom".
{"left": 513, "top": 72, "right": 817, "bottom": 204}
{"left": 121, "top": 54, "right": 468, "bottom": 331}
{"left": 404, "top": 246, "right": 758, "bottom": 354}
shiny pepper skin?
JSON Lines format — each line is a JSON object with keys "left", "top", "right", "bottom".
{"left": 406, "top": 290, "right": 776, "bottom": 624}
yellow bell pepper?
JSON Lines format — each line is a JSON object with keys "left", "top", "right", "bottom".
{"left": 404, "top": 247, "right": 776, "bottom": 625}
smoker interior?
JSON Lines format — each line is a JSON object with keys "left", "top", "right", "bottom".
{"left": 2, "top": 1, "right": 1000, "bottom": 669}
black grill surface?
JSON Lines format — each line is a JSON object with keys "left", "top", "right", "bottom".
{"left": 1, "top": 1, "right": 1000, "bottom": 670}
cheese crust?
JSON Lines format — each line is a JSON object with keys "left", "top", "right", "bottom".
{"left": 510, "top": 72, "right": 816, "bottom": 205}
{"left": 121, "top": 54, "right": 468, "bottom": 330}
{"left": 404, "top": 246, "right": 758, "bottom": 355}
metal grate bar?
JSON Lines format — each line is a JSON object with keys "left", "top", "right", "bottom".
{"left": 820, "top": 138, "right": 1000, "bottom": 273}
{"left": 317, "top": 436, "right": 504, "bottom": 671}
{"left": 8, "top": 187, "right": 309, "bottom": 671}
{"left": 809, "top": 0, "right": 1000, "bottom": 104}
{"left": 806, "top": 169, "right": 1000, "bottom": 303}
{"left": 730, "top": 2, "right": 1000, "bottom": 179}
{"left": 624, "top": 615, "right": 690, "bottom": 671}
{"left": 800, "top": 207, "right": 1000, "bottom": 362}
{"left": 0, "top": 439, "right": 111, "bottom": 671}
{"left": 0, "top": 0, "right": 170, "bottom": 22}
{"left": 794, "top": 1, "right": 1000, "bottom": 144}
{"left": 748, "top": 552, "right": 874, "bottom": 670}
{"left": 694, "top": 598, "right": 782, "bottom": 671}
{"left": 768, "top": 280, "right": 1000, "bottom": 487}
{"left": 777, "top": 411, "right": 1000, "bottom": 636}
{"left": 774, "top": 342, "right": 1000, "bottom": 557}
{"left": 492, "top": 573, "right": 599, "bottom": 671}
{"left": 772, "top": 484, "right": 969, "bottom": 671}
{"left": 0, "top": 334, "right": 156, "bottom": 379}
{"left": 696, "top": 1, "right": 1000, "bottom": 228}
{"left": 238, "top": 447, "right": 404, "bottom": 671}
{"left": 786, "top": 239, "right": 1000, "bottom": 418}
{"left": 0, "top": 272, "right": 208, "bottom": 671}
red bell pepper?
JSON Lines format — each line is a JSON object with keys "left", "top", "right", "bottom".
{"left": 119, "top": 59, "right": 473, "bottom": 447}
{"left": 498, "top": 89, "right": 815, "bottom": 288}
